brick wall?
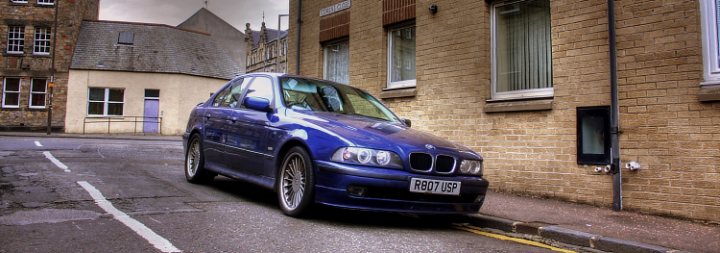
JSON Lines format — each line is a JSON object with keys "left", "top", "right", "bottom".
{"left": 288, "top": 0, "right": 720, "bottom": 222}
{"left": 0, "top": 0, "right": 99, "bottom": 130}
{"left": 615, "top": 0, "right": 720, "bottom": 221}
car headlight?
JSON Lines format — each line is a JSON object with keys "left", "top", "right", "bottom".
{"left": 459, "top": 159, "right": 483, "bottom": 176}
{"left": 331, "top": 147, "right": 403, "bottom": 169}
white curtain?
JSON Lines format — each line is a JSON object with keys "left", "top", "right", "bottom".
{"left": 495, "top": 0, "right": 552, "bottom": 92}
{"left": 325, "top": 40, "right": 350, "bottom": 84}
{"left": 390, "top": 26, "right": 416, "bottom": 82}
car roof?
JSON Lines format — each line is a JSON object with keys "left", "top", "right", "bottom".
{"left": 237, "top": 72, "right": 345, "bottom": 86}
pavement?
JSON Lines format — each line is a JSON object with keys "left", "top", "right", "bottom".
{"left": 466, "top": 192, "right": 720, "bottom": 253}
{"left": 2, "top": 131, "right": 718, "bottom": 253}
{"left": 0, "top": 131, "right": 182, "bottom": 142}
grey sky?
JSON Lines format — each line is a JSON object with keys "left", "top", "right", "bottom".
{"left": 99, "top": 0, "right": 290, "bottom": 32}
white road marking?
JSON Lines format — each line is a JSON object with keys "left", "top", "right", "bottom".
{"left": 42, "top": 151, "right": 70, "bottom": 173}
{"left": 77, "top": 181, "right": 181, "bottom": 253}
{"left": 34, "top": 141, "right": 43, "bottom": 147}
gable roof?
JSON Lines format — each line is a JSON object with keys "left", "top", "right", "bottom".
{"left": 177, "top": 8, "right": 244, "bottom": 38}
{"left": 71, "top": 20, "right": 241, "bottom": 79}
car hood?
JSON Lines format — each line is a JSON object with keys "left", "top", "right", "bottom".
{"left": 297, "top": 112, "right": 475, "bottom": 155}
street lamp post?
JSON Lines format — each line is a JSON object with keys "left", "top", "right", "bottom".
{"left": 47, "top": 0, "right": 59, "bottom": 135}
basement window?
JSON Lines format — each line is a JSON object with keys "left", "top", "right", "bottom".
{"left": 577, "top": 106, "right": 610, "bottom": 165}
{"left": 118, "top": 31, "right": 134, "bottom": 45}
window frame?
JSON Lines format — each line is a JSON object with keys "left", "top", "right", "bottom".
{"left": 87, "top": 87, "right": 125, "bottom": 117}
{"left": 2, "top": 77, "right": 21, "bottom": 108}
{"left": 10, "top": 0, "right": 28, "bottom": 3}
{"left": 37, "top": 0, "right": 54, "bottom": 6}
{"left": 700, "top": 0, "right": 720, "bottom": 85}
{"left": 7, "top": 26, "right": 25, "bottom": 55}
{"left": 386, "top": 24, "right": 416, "bottom": 89}
{"left": 29, "top": 78, "right": 47, "bottom": 109}
{"left": 576, "top": 106, "right": 611, "bottom": 165}
{"left": 323, "top": 39, "right": 350, "bottom": 85}
{"left": 33, "top": 27, "right": 51, "bottom": 55}
{"left": 490, "top": 0, "right": 554, "bottom": 100}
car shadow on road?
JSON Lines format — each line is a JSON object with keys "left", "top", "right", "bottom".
{"left": 205, "top": 176, "right": 468, "bottom": 231}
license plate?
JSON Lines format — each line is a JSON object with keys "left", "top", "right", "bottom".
{"left": 409, "top": 178, "right": 461, "bottom": 196}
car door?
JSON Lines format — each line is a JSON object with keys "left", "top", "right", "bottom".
{"left": 224, "top": 75, "right": 275, "bottom": 176}
{"left": 202, "top": 77, "right": 247, "bottom": 170}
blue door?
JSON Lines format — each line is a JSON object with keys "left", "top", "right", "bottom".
{"left": 143, "top": 99, "right": 159, "bottom": 133}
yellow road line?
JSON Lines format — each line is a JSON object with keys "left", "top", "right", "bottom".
{"left": 452, "top": 223, "right": 576, "bottom": 253}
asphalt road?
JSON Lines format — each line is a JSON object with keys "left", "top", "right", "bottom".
{"left": 0, "top": 136, "right": 556, "bottom": 253}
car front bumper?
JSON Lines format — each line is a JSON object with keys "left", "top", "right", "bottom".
{"left": 314, "top": 160, "right": 489, "bottom": 214}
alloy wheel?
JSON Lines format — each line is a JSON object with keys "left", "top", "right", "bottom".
{"left": 281, "top": 153, "right": 306, "bottom": 210}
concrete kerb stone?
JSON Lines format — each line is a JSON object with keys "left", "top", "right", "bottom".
{"left": 594, "top": 236, "right": 673, "bottom": 253}
{"left": 465, "top": 214, "right": 679, "bottom": 253}
{"left": 539, "top": 225, "right": 595, "bottom": 248}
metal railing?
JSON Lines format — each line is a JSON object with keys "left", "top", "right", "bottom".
{"left": 82, "top": 116, "right": 162, "bottom": 135}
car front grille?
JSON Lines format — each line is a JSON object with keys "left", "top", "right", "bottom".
{"left": 409, "top": 153, "right": 433, "bottom": 171}
{"left": 435, "top": 155, "right": 455, "bottom": 173}
{"left": 409, "top": 153, "right": 456, "bottom": 174}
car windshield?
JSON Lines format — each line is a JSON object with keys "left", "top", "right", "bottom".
{"left": 280, "top": 77, "right": 400, "bottom": 123}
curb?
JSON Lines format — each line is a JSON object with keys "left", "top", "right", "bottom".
{"left": 465, "top": 214, "right": 686, "bottom": 253}
{"left": 0, "top": 132, "right": 182, "bottom": 142}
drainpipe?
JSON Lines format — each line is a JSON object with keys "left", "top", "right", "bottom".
{"left": 607, "top": 0, "right": 622, "bottom": 211}
{"left": 295, "top": 0, "right": 302, "bottom": 74}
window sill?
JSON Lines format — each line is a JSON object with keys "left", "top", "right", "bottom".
{"left": 85, "top": 115, "right": 125, "bottom": 118}
{"left": 698, "top": 84, "right": 720, "bottom": 102}
{"left": 484, "top": 97, "right": 553, "bottom": 113}
{"left": 380, "top": 87, "right": 416, "bottom": 99}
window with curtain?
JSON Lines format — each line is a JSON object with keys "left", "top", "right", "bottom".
{"left": 387, "top": 25, "right": 416, "bottom": 89}
{"left": 700, "top": 0, "right": 720, "bottom": 84}
{"left": 324, "top": 40, "right": 349, "bottom": 84}
{"left": 492, "top": 0, "right": 552, "bottom": 99}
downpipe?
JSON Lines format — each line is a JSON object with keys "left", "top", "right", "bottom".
{"left": 607, "top": 0, "right": 622, "bottom": 211}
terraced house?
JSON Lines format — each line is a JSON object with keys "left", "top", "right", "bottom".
{"left": 289, "top": 0, "right": 720, "bottom": 222}
{"left": 0, "top": 0, "right": 99, "bottom": 131}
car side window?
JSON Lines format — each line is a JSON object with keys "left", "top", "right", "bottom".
{"left": 212, "top": 78, "right": 249, "bottom": 108}
{"left": 245, "top": 77, "right": 274, "bottom": 102}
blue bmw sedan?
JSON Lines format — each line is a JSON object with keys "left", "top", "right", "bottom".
{"left": 183, "top": 73, "right": 489, "bottom": 217}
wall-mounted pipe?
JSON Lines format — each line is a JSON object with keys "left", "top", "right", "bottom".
{"left": 607, "top": 0, "right": 622, "bottom": 211}
{"left": 295, "top": 0, "right": 302, "bottom": 74}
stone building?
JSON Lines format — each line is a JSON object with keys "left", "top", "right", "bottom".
{"left": 289, "top": 0, "right": 720, "bottom": 222}
{"left": 245, "top": 22, "right": 288, "bottom": 73}
{"left": 177, "top": 7, "right": 247, "bottom": 73}
{"left": 0, "top": 0, "right": 99, "bottom": 131}
{"left": 65, "top": 20, "right": 241, "bottom": 135}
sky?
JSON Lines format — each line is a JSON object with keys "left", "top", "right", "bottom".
{"left": 99, "top": 0, "right": 290, "bottom": 31}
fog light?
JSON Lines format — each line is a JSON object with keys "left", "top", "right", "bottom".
{"left": 347, "top": 185, "right": 367, "bottom": 197}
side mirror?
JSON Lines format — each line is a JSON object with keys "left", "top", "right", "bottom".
{"left": 244, "top": 96, "right": 272, "bottom": 112}
{"left": 402, "top": 118, "right": 412, "bottom": 127}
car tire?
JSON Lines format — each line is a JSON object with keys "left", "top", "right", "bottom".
{"left": 185, "top": 134, "right": 215, "bottom": 184}
{"left": 277, "top": 146, "right": 315, "bottom": 217}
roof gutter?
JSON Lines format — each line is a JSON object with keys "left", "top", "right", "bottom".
{"left": 295, "top": 0, "right": 302, "bottom": 74}
{"left": 607, "top": 0, "right": 622, "bottom": 211}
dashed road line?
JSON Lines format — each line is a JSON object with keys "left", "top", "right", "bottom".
{"left": 77, "top": 181, "right": 181, "bottom": 253}
{"left": 452, "top": 223, "right": 576, "bottom": 253}
{"left": 34, "top": 141, "right": 43, "bottom": 147}
{"left": 42, "top": 151, "right": 70, "bottom": 172}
